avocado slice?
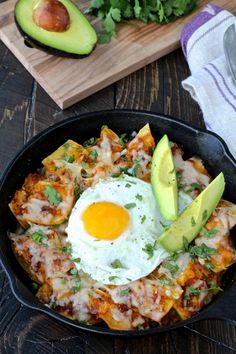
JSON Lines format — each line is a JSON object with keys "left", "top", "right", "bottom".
{"left": 151, "top": 134, "right": 178, "bottom": 221}
{"left": 15, "top": 0, "right": 97, "bottom": 57}
{"left": 158, "top": 172, "right": 225, "bottom": 252}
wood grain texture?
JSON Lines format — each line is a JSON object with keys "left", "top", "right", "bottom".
{"left": 1, "top": 8, "right": 236, "bottom": 353}
{"left": 0, "top": 0, "right": 236, "bottom": 109}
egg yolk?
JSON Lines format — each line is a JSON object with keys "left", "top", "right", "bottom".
{"left": 82, "top": 202, "right": 130, "bottom": 240}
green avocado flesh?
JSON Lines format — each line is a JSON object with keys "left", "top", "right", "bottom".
{"left": 15, "top": 0, "right": 97, "bottom": 55}
{"left": 158, "top": 172, "right": 225, "bottom": 253}
{"left": 151, "top": 134, "right": 178, "bottom": 221}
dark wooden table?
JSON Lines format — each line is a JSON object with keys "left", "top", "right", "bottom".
{"left": 0, "top": 19, "right": 236, "bottom": 354}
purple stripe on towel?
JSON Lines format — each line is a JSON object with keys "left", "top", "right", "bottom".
{"left": 186, "top": 15, "right": 233, "bottom": 59}
{"left": 181, "top": 4, "right": 223, "bottom": 57}
{"left": 209, "top": 63, "right": 236, "bottom": 100}
{"left": 203, "top": 67, "right": 236, "bottom": 112}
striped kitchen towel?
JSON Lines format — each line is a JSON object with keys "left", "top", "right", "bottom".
{"left": 181, "top": 4, "right": 236, "bottom": 158}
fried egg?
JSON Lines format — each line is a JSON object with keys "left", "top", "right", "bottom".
{"left": 67, "top": 175, "right": 192, "bottom": 285}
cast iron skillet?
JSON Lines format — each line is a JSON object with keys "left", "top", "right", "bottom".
{"left": 0, "top": 110, "right": 236, "bottom": 337}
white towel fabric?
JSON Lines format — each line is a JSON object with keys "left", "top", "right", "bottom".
{"left": 181, "top": 4, "right": 236, "bottom": 157}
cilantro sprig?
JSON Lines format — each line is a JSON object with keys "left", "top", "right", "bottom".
{"left": 87, "top": 0, "right": 197, "bottom": 43}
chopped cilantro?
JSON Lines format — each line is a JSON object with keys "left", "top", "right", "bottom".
{"left": 141, "top": 215, "right": 146, "bottom": 224}
{"left": 83, "top": 137, "right": 97, "bottom": 147}
{"left": 134, "top": 155, "right": 142, "bottom": 163}
{"left": 176, "top": 171, "right": 183, "bottom": 188}
{"left": 64, "top": 154, "right": 74, "bottom": 163}
{"left": 72, "top": 280, "right": 81, "bottom": 293}
{"left": 81, "top": 161, "right": 89, "bottom": 170}
{"left": 142, "top": 241, "right": 158, "bottom": 260}
{"left": 205, "top": 262, "right": 214, "bottom": 271}
{"left": 89, "top": 149, "right": 98, "bottom": 162}
{"left": 119, "top": 133, "right": 128, "bottom": 146}
{"left": 202, "top": 209, "right": 208, "bottom": 221}
{"left": 43, "top": 185, "right": 62, "bottom": 206}
{"left": 125, "top": 183, "right": 131, "bottom": 188}
{"left": 70, "top": 268, "right": 79, "bottom": 277}
{"left": 120, "top": 288, "right": 130, "bottom": 297}
{"left": 63, "top": 142, "right": 69, "bottom": 149}
{"left": 61, "top": 243, "right": 72, "bottom": 255}
{"left": 135, "top": 193, "right": 143, "bottom": 201}
{"left": 81, "top": 170, "right": 90, "bottom": 178}
{"left": 200, "top": 228, "right": 218, "bottom": 238}
{"left": 170, "top": 252, "right": 179, "bottom": 262}
{"left": 109, "top": 276, "right": 119, "bottom": 282}
{"left": 60, "top": 278, "right": 67, "bottom": 285}
{"left": 159, "top": 279, "right": 172, "bottom": 286}
{"left": 31, "top": 230, "right": 47, "bottom": 245}
{"left": 163, "top": 261, "right": 179, "bottom": 276}
{"left": 111, "top": 259, "right": 124, "bottom": 268}
{"left": 189, "top": 243, "right": 217, "bottom": 260}
{"left": 133, "top": 163, "right": 142, "bottom": 177}
{"left": 88, "top": 291, "right": 93, "bottom": 297}
{"left": 72, "top": 257, "right": 81, "bottom": 263}
{"left": 74, "top": 183, "right": 83, "bottom": 200}
{"left": 191, "top": 216, "right": 196, "bottom": 227}
{"left": 124, "top": 203, "right": 136, "bottom": 209}
{"left": 184, "top": 286, "right": 200, "bottom": 300}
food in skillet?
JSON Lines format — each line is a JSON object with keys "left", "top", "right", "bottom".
{"left": 9, "top": 124, "right": 236, "bottom": 330}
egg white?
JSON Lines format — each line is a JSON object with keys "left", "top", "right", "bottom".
{"left": 67, "top": 175, "right": 192, "bottom": 285}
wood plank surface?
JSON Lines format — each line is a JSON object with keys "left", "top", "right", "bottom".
{"left": 0, "top": 0, "right": 235, "bottom": 109}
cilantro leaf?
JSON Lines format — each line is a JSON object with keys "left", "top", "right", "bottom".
{"left": 64, "top": 154, "right": 74, "bottom": 163}
{"left": 31, "top": 230, "right": 47, "bottom": 245}
{"left": 120, "top": 288, "right": 130, "bottom": 297}
{"left": 90, "top": 0, "right": 104, "bottom": 8}
{"left": 109, "top": 276, "right": 119, "bottom": 282}
{"left": 200, "top": 228, "right": 218, "bottom": 238}
{"left": 111, "top": 259, "right": 124, "bottom": 268}
{"left": 141, "top": 215, "right": 146, "bottom": 224}
{"left": 135, "top": 193, "right": 143, "bottom": 201}
{"left": 124, "top": 202, "right": 136, "bottom": 209}
{"left": 111, "top": 8, "right": 121, "bottom": 21}
{"left": 142, "top": 240, "right": 158, "bottom": 260}
{"left": 83, "top": 137, "right": 97, "bottom": 147}
{"left": 189, "top": 243, "right": 217, "bottom": 260}
{"left": 44, "top": 185, "right": 62, "bottom": 206}
{"left": 89, "top": 149, "right": 98, "bottom": 162}
{"left": 163, "top": 261, "right": 179, "bottom": 276}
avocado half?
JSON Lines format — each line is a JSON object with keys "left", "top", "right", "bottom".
{"left": 14, "top": 0, "right": 97, "bottom": 58}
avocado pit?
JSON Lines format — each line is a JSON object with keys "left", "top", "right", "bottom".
{"left": 33, "top": 0, "right": 70, "bottom": 32}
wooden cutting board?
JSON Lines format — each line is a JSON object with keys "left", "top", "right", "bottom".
{"left": 0, "top": 0, "right": 235, "bottom": 109}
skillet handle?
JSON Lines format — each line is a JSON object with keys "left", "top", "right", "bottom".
{"left": 200, "top": 283, "right": 236, "bottom": 325}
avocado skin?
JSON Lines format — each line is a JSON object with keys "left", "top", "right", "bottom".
{"left": 15, "top": 15, "right": 96, "bottom": 59}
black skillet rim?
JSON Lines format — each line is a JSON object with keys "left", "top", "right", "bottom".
{"left": 0, "top": 109, "right": 236, "bottom": 337}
